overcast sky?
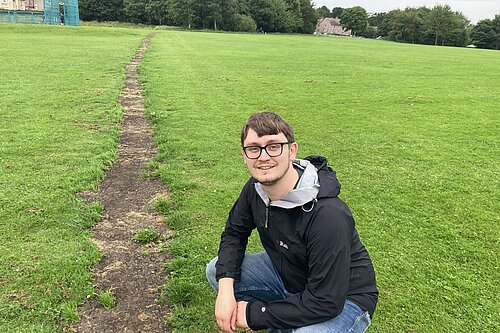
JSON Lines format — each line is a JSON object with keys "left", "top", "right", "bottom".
{"left": 313, "top": 0, "right": 500, "bottom": 23}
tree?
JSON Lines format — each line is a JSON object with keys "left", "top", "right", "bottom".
{"left": 492, "top": 15, "right": 500, "bottom": 49}
{"left": 249, "top": 0, "right": 295, "bottom": 32}
{"left": 471, "top": 16, "right": 500, "bottom": 49}
{"left": 316, "top": 5, "right": 330, "bottom": 19}
{"left": 146, "top": 0, "right": 169, "bottom": 25}
{"left": 124, "top": 0, "right": 149, "bottom": 24}
{"left": 79, "top": 0, "right": 125, "bottom": 22}
{"left": 331, "top": 7, "right": 343, "bottom": 18}
{"left": 368, "top": 12, "right": 386, "bottom": 28}
{"left": 423, "top": 5, "right": 468, "bottom": 46}
{"left": 234, "top": 13, "right": 257, "bottom": 31}
{"left": 298, "top": 0, "right": 318, "bottom": 33}
{"left": 385, "top": 8, "right": 425, "bottom": 44}
{"left": 340, "top": 6, "right": 368, "bottom": 36}
{"left": 166, "top": 0, "right": 196, "bottom": 28}
{"left": 284, "top": 0, "right": 304, "bottom": 32}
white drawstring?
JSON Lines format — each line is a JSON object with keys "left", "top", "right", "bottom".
{"left": 302, "top": 198, "right": 317, "bottom": 212}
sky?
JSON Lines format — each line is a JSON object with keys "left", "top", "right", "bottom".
{"left": 313, "top": 0, "right": 500, "bottom": 23}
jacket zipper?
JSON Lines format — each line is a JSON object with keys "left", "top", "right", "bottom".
{"left": 265, "top": 205, "right": 269, "bottom": 229}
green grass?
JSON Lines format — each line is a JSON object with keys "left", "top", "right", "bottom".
{"left": 1, "top": 24, "right": 498, "bottom": 332}
{"left": 140, "top": 31, "right": 500, "bottom": 332}
{"left": 0, "top": 23, "right": 149, "bottom": 332}
{"left": 98, "top": 290, "right": 117, "bottom": 309}
{"left": 134, "top": 228, "right": 160, "bottom": 244}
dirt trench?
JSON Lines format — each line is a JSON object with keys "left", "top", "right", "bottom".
{"left": 77, "top": 33, "right": 172, "bottom": 333}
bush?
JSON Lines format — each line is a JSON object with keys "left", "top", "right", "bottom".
{"left": 235, "top": 14, "right": 257, "bottom": 32}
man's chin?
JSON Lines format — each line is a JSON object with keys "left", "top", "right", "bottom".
{"left": 259, "top": 179, "right": 279, "bottom": 186}
{"left": 254, "top": 173, "right": 281, "bottom": 186}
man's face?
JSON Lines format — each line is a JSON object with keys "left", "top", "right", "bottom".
{"left": 242, "top": 128, "right": 297, "bottom": 186}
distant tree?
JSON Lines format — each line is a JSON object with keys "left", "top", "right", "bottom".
{"left": 471, "top": 15, "right": 500, "bottom": 49}
{"left": 491, "top": 14, "right": 500, "bottom": 49}
{"left": 124, "top": 0, "right": 149, "bottom": 24}
{"left": 357, "top": 25, "right": 377, "bottom": 38}
{"left": 166, "top": 0, "right": 196, "bottom": 28}
{"left": 249, "top": 0, "right": 295, "bottom": 32}
{"left": 234, "top": 13, "right": 257, "bottom": 31}
{"left": 340, "top": 6, "right": 368, "bottom": 36}
{"left": 331, "top": 7, "right": 343, "bottom": 18}
{"left": 147, "top": 0, "right": 169, "bottom": 25}
{"left": 79, "top": 0, "right": 125, "bottom": 22}
{"left": 316, "top": 5, "right": 330, "bottom": 18}
{"left": 368, "top": 12, "right": 386, "bottom": 28}
{"left": 206, "top": 0, "right": 223, "bottom": 30}
{"left": 285, "top": 0, "right": 304, "bottom": 32}
{"left": 386, "top": 8, "right": 425, "bottom": 44}
{"left": 423, "top": 5, "right": 468, "bottom": 46}
{"left": 298, "top": 0, "right": 318, "bottom": 33}
{"left": 219, "top": 0, "right": 241, "bottom": 31}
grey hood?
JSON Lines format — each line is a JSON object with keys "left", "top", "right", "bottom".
{"left": 255, "top": 159, "right": 320, "bottom": 209}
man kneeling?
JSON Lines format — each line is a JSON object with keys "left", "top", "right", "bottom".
{"left": 206, "top": 112, "right": 378, "bottom": 332}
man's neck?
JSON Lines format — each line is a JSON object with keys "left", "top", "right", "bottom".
{"left": 263, "top": 164, "right": 299, "bottom": 201}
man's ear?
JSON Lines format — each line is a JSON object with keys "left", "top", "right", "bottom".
{"left": 289, "top": 142, "right": 298, "bottom": 160}
{"left": 242, "top": 149, "right": 248, "bottom": 164}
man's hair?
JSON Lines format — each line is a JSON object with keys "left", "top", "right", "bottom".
{"left": 241, "top": 112, "right": 295, "bottom": 146}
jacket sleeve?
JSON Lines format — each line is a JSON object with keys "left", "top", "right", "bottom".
{"left": 215, "top": 180, "right": 256, "bottom": 282}
{"left": 246, "top": 201, "right": 353, "bottom": 330}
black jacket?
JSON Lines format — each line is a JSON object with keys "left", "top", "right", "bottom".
{"left": 216, "top": 156, "right": 378, "bottom": 330}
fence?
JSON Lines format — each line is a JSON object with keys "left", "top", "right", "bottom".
{"left": 0, "top": 10, "right": 44, "bottom": 24}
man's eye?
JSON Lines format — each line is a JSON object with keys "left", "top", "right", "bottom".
{"left": 247, "top": 147, "right": 260, "bottom": 153}
{"left": 267, "top": 144, "right": 280, "bottom": 151}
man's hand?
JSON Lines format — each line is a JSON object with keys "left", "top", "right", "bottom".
{"left": 215, "top": 278, "right": 237, "bottom": 333}
{"left": 236, "top": 301, "right": 249, "bottom": 328}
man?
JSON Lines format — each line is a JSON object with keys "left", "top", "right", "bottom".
{"left": 206, "top": 112, "right": 378, "bottom": 332}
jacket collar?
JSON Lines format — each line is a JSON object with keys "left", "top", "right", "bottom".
{"left": 255, "top": 159, "right": 320, "bottom": 209}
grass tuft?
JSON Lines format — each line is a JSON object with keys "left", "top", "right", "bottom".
{"left": 98, "top": 290, "right": 117, "bottom": 309}
{"left": 133, "top": 228, "right": 160, "bottom": 244}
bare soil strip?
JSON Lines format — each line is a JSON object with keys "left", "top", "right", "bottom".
{"left": 77, "top": 33, "right": 171, "bottom": 333}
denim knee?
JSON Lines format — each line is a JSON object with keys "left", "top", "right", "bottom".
{"left": 206, "top": 256, "right": 218, "bottom": 291}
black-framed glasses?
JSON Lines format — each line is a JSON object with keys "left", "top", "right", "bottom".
{"left": 243, "top": 142, "right": 290, "bottom": 159}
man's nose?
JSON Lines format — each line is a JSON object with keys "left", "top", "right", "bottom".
{"left": 258, "top": 148, "right": 271, "bottom": 160}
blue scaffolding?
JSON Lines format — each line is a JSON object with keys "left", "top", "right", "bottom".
{"left": 43, "top": 0, "right": 79, "bottom": 26}
{"left": 0, "top": 0, "right": 79, "bottom": 26}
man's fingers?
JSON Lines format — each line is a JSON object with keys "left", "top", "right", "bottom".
{"left": 231, "top": 305, "right": 237, "bottom": 330}
{"left": 216, "top": 317, "right": 233, "bottom": 333}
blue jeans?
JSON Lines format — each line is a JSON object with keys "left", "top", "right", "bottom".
{"left": 206, "top": 251, "right": 371, "bottom": 333}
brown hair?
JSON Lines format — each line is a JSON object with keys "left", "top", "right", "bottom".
{"left": 241, "top": 112, "right": 295, "bottom": 146}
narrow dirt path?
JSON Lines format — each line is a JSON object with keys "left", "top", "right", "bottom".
{"left": 77, "top": 33, "right": 171, "bottom": 333}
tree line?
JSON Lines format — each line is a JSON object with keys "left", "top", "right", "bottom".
{"left": 79, "top": 1, "right": 499, "bottom": 50}
{"left": 79, "top": 0, "right": 318, "bottom": 33}
{"left": 317, "top": 4, "right": 500, "bottom": 50}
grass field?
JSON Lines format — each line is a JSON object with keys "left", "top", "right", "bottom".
{"left": 0, "top": 24, "right": 149, "bottom": 332}
{"left": 140, "top": 31, "right": 500, "bottom": 332}
{"left": 0, "top": 23, "right": 498, "bottom": 333}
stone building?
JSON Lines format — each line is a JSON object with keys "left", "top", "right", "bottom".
{"left": 315, "top": 17, "right": 352, "bottom": 36}
{"left": 0, "top": 0, "right": 44, "bottom": 11}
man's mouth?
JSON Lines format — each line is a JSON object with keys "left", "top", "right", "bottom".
{"left": 256, "top": 165, "right": 274, "bottom": 170}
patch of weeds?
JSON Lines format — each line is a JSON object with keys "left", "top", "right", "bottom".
{"left": 148, "top": 192, "right": 173, "bottom": 215}
{"left": 154, "top": 198, "right": 172, "bottom": 215}
{"left": 98, "top": 290, "right": 117, "bottom": 309}
{"left": 133, "top": 228, "right": 159, "bottom": 244}
{"left": 168, "top": 211, "right": 194, "bottom": 230}
{"left": 80, "top": 202, "right": 104, "bottom": 229}
{"left": 60, "top": 301, "right": 80, "bottom": 322}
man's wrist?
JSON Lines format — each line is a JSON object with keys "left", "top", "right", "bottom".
{"left": 218, "top": 277, "right": 235, "bottom": 294}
